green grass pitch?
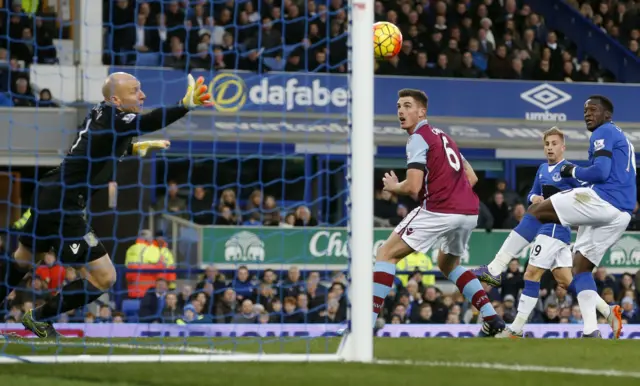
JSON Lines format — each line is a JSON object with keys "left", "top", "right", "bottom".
{"left": 0, "top": 337, "right": 638, "bottom": 386}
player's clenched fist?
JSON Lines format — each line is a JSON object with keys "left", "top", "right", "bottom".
{"left": 382, "top": 170, "right": 399, "bottom": 192}
{"left": 181, "top": 74, "right": 213, "bottom": 109}
{"left": 132, "top": 140, "right": 170, "bottom": 157}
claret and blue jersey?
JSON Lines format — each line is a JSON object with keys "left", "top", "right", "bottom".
{"left": 574, "top": 122, "right": 637, "bottom": 214}
{"left": 528, "top": 159, "right": 582, "bottom": 244}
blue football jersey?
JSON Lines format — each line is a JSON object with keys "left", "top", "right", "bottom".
{"left": 586, "top": 122, "right": 637, "bottom": 213}
{"left": 528, "top": 160, "right": 582, "bottom": 244}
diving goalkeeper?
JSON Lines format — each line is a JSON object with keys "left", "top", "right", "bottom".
{"left": 0, "top": 72, "right": 212, "bottom": 337}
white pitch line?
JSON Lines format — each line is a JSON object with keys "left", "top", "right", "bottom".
{"left": 1, "top": 339, "right": 233, "bottom": 356}
{"left": 376, "top": 360, "right": 640, "bottom": 379}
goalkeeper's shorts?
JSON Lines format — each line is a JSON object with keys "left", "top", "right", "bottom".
{"left": 18, "top": 208, "right": 107, "bottom": 263}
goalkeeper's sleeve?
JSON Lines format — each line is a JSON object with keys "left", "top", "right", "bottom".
{"left": 113, "top": 74, "right": 212, "bottom": 135}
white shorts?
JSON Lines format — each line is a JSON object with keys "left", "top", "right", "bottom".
{"left": 394, "top": 207, "right": 478, "bottom": 256}
{"left": 550, "top": 187, "right": 631, "bottom": 266}
{"left": 528, "top": 234, "right": 572, "bottom": 271}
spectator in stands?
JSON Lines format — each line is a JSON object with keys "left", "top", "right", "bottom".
{"left": 545, "top": 283, "right": 573, "bottom": 310}
{"left": 12, "top": 77, "right": 34, "bottom": 107}
{"left": 96, "top": 305, "right": 113, "bottom": 323}
{"left": 232, "top": 265, "right": 254, "bottom": 301}
{"left": 196, "top": 266, "right": 226, "bottom": 300}
{"left": 282, "top": 296, "right": 303, "bottom": 323}
{"left": 594, "top": 267, "right": 618, "bottom": 296}
{"left": 488, "top": 192, "right": 510, "bottom": 229}
{"left": 503, "top": 202, "right": 525, "bottom": 228}
{"left": 282, "top": 213, "right": 296, "bottom": 228}
{"left": 621, "top": 296, "right": 637, "bottom": 323}
{"left": 500, "top": 258, "right": 524, "bottom": 300}
{"left": 306, "top": 272, "right": 326, "bottom": 312}
{"left": 294, "top": 205, "right": 317, "bottom": 227}
{"left": 262, "top": 195, "right": 281, "bottom": 226}
{"left": 162, "top": 292, "right": 180, "bottom": 323}
{"left": 254, "top": 283, "right": 277, "bottom": 310}
{"left": 35, "top": 253, "right": 65, "bottom": 293}
{"left": 37, "top": 88, "right": 57, "bottom": 107}
{"left": 618, "top": 273, "right": 636, "bottom": 301}
{"left": 280, "top": 266, "right": 305, "bottom": 298}
{"left": 163, "top": 36, "right": 188, "bottom": 70}
{"left": 157, "top": 180, "right": 186, "bottom": 216}
{"left": 502, "top": 294, "right": 517, "bottom": 323}
{"left": 422, "top": 286, "right": 447, "bottom": 323}
{"left": 542, "top": 303, "right": 560, "bottom": 323}
{"left": 245, "top": 189, "right": 263, "bottom": 215}
{"left": 218, "top": 189, "right": 239, "bottom": 224}
{"left": 457, "top": 51, "right": 484, "bottom": 78}
{"left": 374, "top": 189, "right": 398, "bottom": 227}
{"left": 215, "top": 288, "right": 236, "bottom": 323}
{"left": 139, "top": 277, "right": 168, "bottom": 322}
{"left": 190, "top": 186, "right": 213, "bottom": 225}
{"left": 231, "top": 299, "right": 258, "bottom": 323}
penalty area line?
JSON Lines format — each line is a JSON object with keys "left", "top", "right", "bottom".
{"left": 376, "top": 359, "right": 640, "bottom": 379}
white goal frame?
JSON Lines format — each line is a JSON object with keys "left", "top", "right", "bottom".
{"left": 0, "top": 0, "right": 374, "bottom": 365}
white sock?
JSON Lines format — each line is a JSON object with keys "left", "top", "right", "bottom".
{"left": 510, "top": 293, "right": 538, "bottom": 334}
{"left": 487, "top": 232, "right": 529, "bottom": 276}
{"left": 577, "top": 290, "right": 599, "bottom": 334}
{"left": 595, "top": 296, "right": 611, "bottom": 319}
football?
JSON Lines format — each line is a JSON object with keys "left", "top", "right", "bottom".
{"left": 373, "top": 21, "right": 403, "bottom": 59}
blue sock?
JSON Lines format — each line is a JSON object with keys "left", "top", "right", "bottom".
{"left": 522, "top": 280, "right": 540, "bottom": 298}
{"left": 449, "top": 265, "right": 496, "bottom": 320}
{"left": 372, "top": 261, "right": 396, "bottom": 327}
{"left": 513, "top": 214, "right": 543, "bottom": 242}
{"left": 573, "top": 272, "right": 597, "bottom": 293}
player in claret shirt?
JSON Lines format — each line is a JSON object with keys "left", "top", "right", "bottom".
{"left": 371, "top": 88, "right": 505, "bottom": 337}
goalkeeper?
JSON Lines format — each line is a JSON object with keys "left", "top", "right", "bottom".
{"left": 0, "top": 72, "right": 212, "bottom": 338}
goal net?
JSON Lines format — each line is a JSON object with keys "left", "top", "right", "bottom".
{"left": 0, "top": 0, "right": 373, "bottom": 363}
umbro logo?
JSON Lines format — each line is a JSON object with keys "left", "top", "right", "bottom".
{"left": 70, "top": 243, "right": 80, "bottom": 254}
{"left": 521, "top": 83, "right": 571, "bottom": 122}
{"left": 520, "top": 84, "right": 572, "bottom": 110}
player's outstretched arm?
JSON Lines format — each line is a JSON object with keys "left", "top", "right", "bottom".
{"left": 114, "top": 75, "right": 212, "bottom": 135}
{"left": 463, "top": 158, "right": 478, "bottom": 187}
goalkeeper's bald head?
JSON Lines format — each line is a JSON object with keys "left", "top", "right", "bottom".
{"left": 102, "top": 72, "right": 145, "bottom": 113}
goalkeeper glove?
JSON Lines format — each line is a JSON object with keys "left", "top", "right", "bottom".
{"left": 182, "top": 74, "right": 212, "bottom": 109}
{"left": 132, "top": 140, "right": 170, "bottom": 157}
{"left": 559, "top": 163, "right": 576, "bottom": 178}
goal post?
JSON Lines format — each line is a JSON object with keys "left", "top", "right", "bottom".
{"left": 342, "top": 0, "right": 375, "bottom": 363}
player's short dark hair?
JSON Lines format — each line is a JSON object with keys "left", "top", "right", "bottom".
{"left": 543, "top": 126, "right": 565, "bottom": 143}
{"left": 587, "top": 95, "right": 614, "bottom": 114}
{"left": 398, "top": 88, "right": 428, "bottom": 108}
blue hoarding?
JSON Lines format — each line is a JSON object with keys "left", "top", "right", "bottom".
{"left": 116, "top": 67, "right": 640, "bottom": 122}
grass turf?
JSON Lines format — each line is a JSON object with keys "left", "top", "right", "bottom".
{"left": 0, "top": 337, "right": 638, "bottom": 386}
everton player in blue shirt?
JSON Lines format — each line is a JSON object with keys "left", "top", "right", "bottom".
{"left": 475, "top": 96, "right": 635, "bottom": 338}
{"left": 478, "top": 127, "right": 618, "bottom": 338}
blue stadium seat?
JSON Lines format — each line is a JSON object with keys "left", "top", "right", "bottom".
{"left": 121, "top": 299, "right": 141, "bottom": 322}
{"left": 263, "top": 57, "right": 284, "bottom": 71}
{"left": 136, "top": 53, "right": 160, "bottom": 67}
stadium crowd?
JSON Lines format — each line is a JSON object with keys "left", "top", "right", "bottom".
{"left": 3, "top": 0, "right": 640, "bottom": 104}
{"left": 99, "top": 0, "right": 639, "bottom": 82}
{"left": 2, "top": 177, "right": 640, "bottom": 327}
